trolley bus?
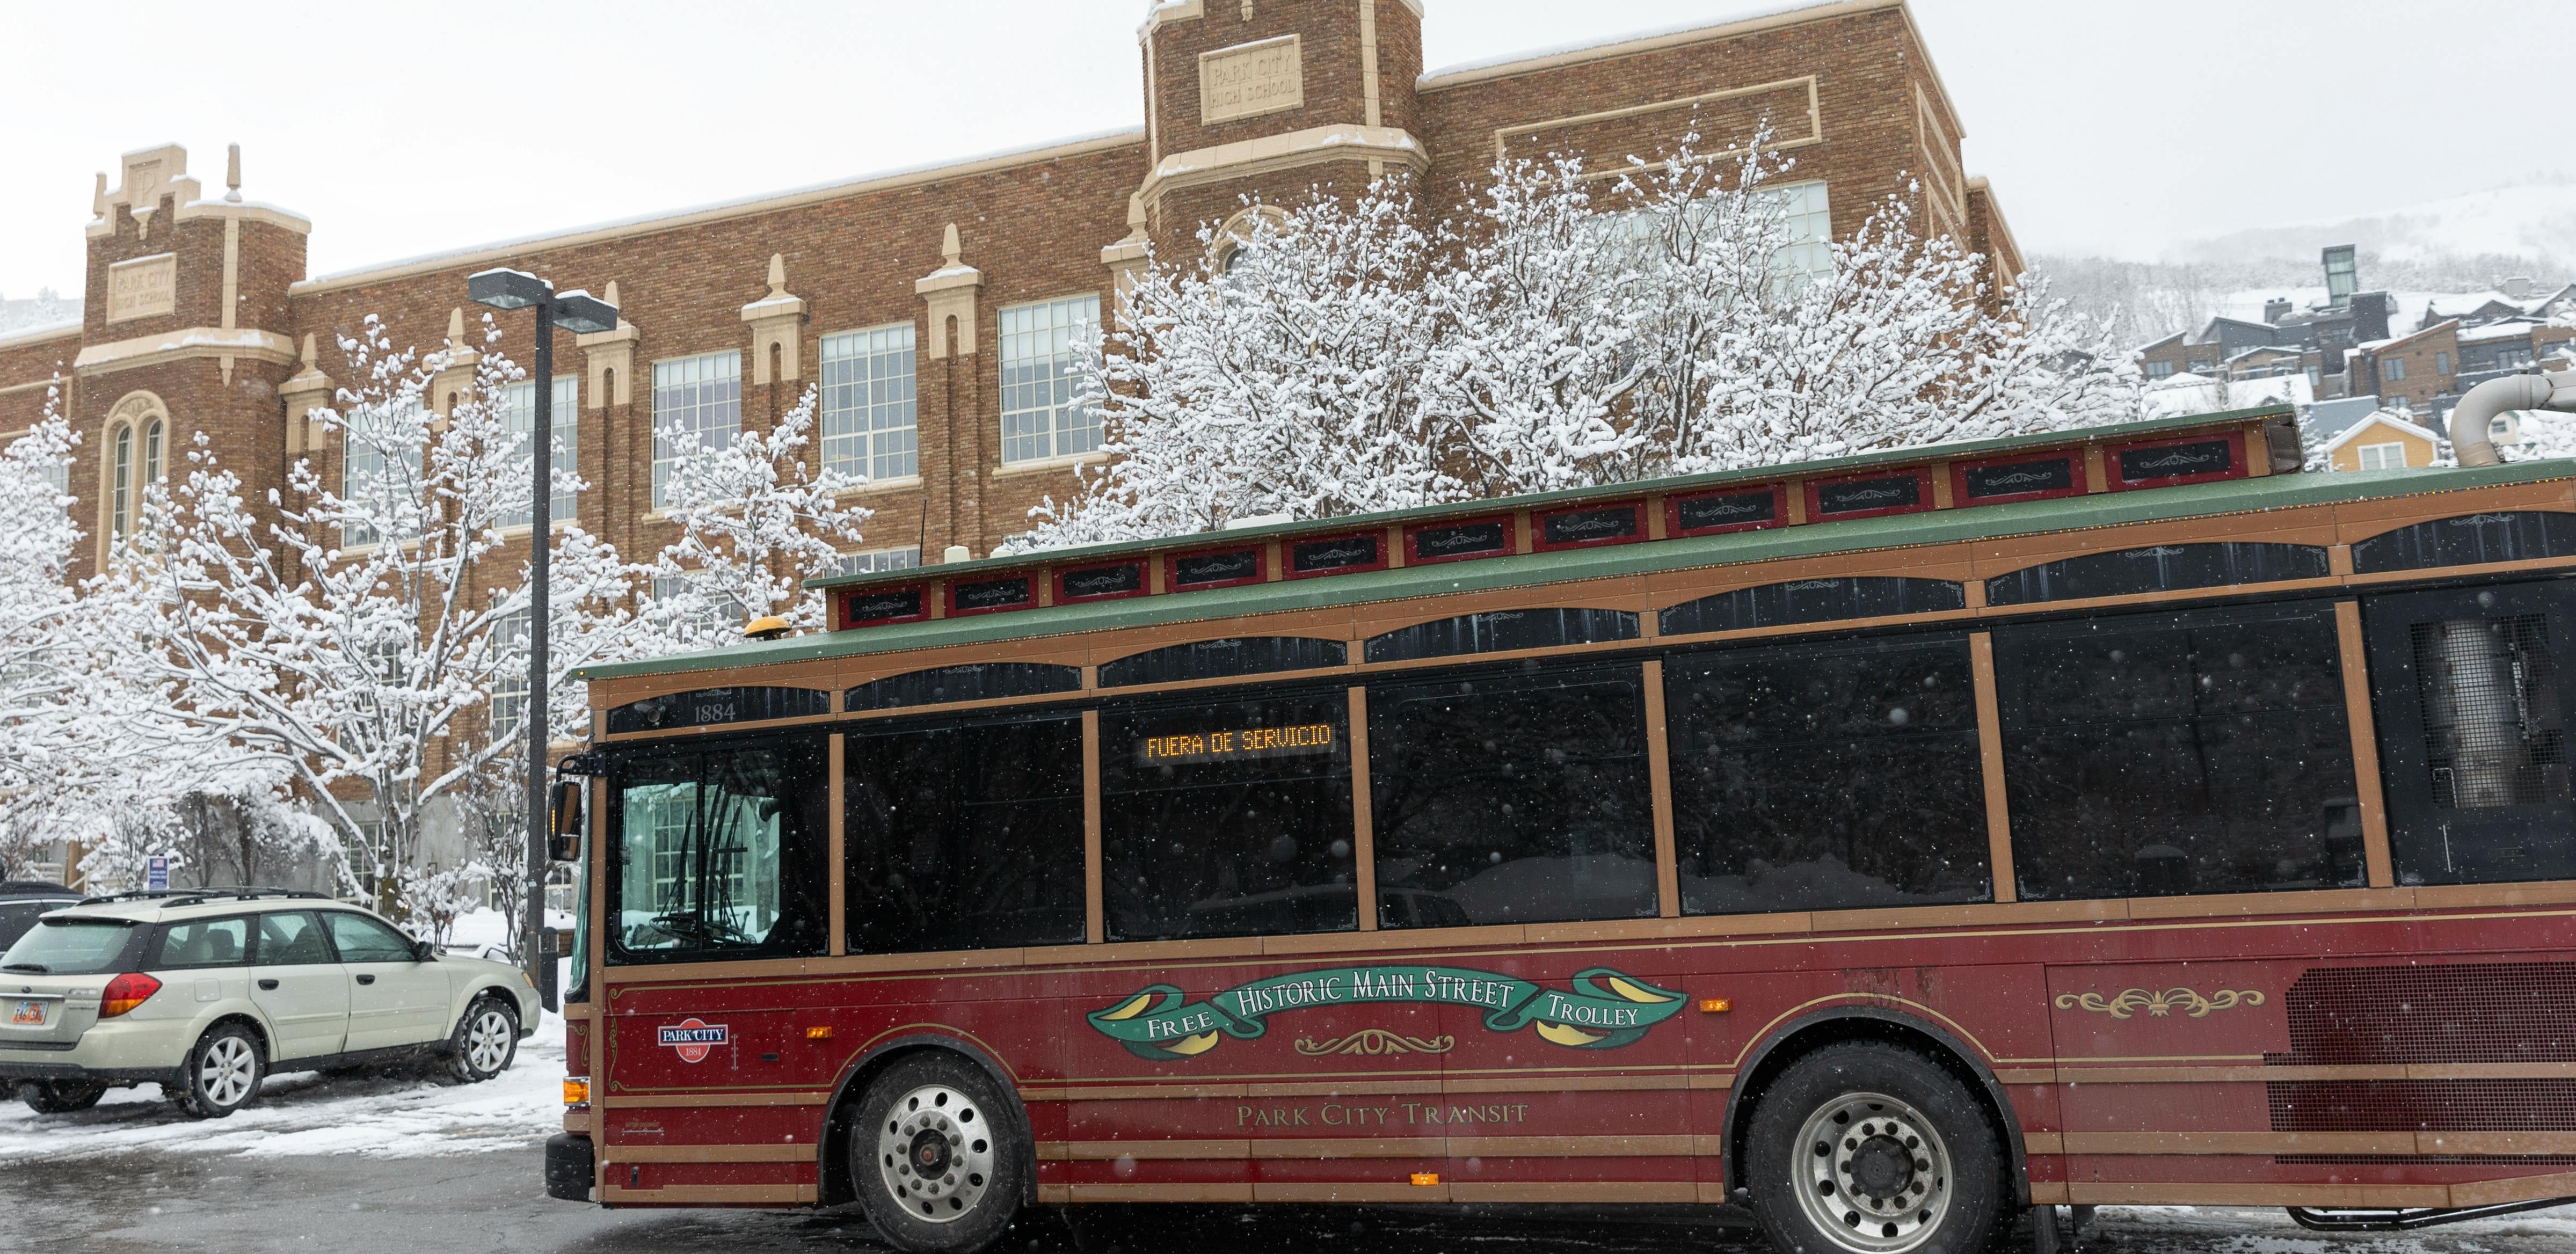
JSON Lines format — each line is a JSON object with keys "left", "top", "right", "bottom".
{"left": 548, "top": 405, "right": 2576, "bottom": 1254}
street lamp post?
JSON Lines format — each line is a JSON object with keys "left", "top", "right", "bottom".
{"left": 467, "top": 268, "right": 617, "bottom": 1009}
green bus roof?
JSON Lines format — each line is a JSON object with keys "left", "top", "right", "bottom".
{"left": 576, "top": 447, "right": 2570, "bottom": 684}
{"left": 805, "top": 405, "right": 2299, "bottom": 598}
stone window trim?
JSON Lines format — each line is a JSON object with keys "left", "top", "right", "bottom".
{"left": 993, "top": 451, "right": 1110, "bottom": 479}
{"left": 98, "top": 389, "right": 171, "bottom": 558}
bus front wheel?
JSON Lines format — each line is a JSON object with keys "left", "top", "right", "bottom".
{"left": 1743, "top": 1041, "right": 2006, "bottom": 1254}
{"left": 849, "top": 1053, "right": 1027, "bottom": 1254}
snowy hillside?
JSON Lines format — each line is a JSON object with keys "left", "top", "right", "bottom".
{"left": 2171, "top": 183, "right": 2576, "bottom": 271}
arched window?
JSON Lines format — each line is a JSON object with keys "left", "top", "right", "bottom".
{"left": 110, "top": 425, "right": 133, "bottom": 539}
{"left": 100, "top": 391, "right": 171, "bottom": 552}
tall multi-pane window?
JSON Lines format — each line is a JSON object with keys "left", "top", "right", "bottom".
{"left": 110, "top": 425, "right": 133, "bottom": 541}
{"left": 488, "top": 605, "right": 530, "bottom": 737}
{"left": 652, "top": 572, "right": 747, "bottom": 643}
{"left": 142, "top": 420, "right": 164, "bottom": 496}
{"left": 999, "top": 295, "right": 1099, "bottom": 465}
{"left": 2384, "top": 356, "right": 2407, "bottom": 382}
{"left": 651, "top": 351, "right": 741, "bottom": 509}
{"left": 1760, "top": 179, "right": 1834, "bottom": 279}
{"left": 1601, "top": 179, "right": 1832, "bottom": 282}
{"left": 819, "top": 325, "right": 916, "bottom": 482}
{"left": 500, "top": 375, "right": 579, "bottom": 528}
{"left": 341, "top": 402, "right": 423, "bottom": 549}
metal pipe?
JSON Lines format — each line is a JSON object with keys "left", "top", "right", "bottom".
{"left": 2442, "top": 367, "right": 2576, "bottom": 466}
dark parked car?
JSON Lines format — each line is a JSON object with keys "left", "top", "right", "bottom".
{"left": 0, "top": 882, "right": 81, "bottom": 952}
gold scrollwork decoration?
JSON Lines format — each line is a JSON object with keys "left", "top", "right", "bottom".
{"left": 1293, "top": 1030, "right": 1458, "bottom": 1057}
{"left": 2053, "top": 987, "right": 2267, "bottom": 1020}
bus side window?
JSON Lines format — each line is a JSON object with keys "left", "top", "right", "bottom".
{"left": 1098, "top": 687, "right": 1357, "bottom": 942}
{"left": 842, "top": 712, "right": 1087, "bottom": 954}
{"left": 1367, "top": 661, "right": 1656, "bottom": 929}
{"left": 1663, "top": 633, "right": 1991, "bottom": 915}
{"left": 1992, "top": 603, "right": 2364, "bottom": 901}
{"left": 2362, "top": 580, "right": 2576, "bottom": 886}
{"left": 607, "top": 737, "right": 829, "bottom": 963}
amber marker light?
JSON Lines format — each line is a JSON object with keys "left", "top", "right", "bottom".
{"left": 563, "top": 1078, "right": 591, "bottom": 1106}
{"left": 1699, "top": 997, "right": 1733, "bottom": 1014}
{"left": 805, "top": 1025, "right": 835, "bottom": 1040}
{"left": 1410, "top": 1172, "right": 1440, "bottom": 1187}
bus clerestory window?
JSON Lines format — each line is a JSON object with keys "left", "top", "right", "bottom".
{"left": 1663, "top": 634, "right": 1992, "bottom": 915}
{"left": 1658, "top": 577, "right": 1966, "bottom": 637}
{"left": 1993, "top": 603, "right": 2365, "bottom": 901}
{"left": 1367, "top": 662, "right": 1657, "bottom": 929}
{"left": 1363, "top": 609, "right": 1638, "bottom": 664}
{"left": 1099, "top": 688, "right": 1357, "bottom": 942}
{"left": 1985, "top": 543, "right": 2329, "bottom": 606}
{"left": 1098, "top": 637, "right": 1347, "bottom": 688}
{"left": 2351, "top": 512, "right": 2576, "bottom": 574}
{"left": 843, "top": 712, "right": 1086, "bottom": 953}
{"left": 606, "top": 735, "right": 828, "bottom": 963}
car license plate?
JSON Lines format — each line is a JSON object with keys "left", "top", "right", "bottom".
{"left": 9, "top": 1000, "right": 42, "bottom": 1026}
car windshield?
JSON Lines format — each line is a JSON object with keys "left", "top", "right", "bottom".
{"left": 1, "top": 916, "right": 137, "bottom": 975}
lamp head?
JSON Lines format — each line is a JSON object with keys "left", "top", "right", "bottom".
{"left": 468, "top": 267, "right": 551, "bottom": 311}
{"left": 552, "top": 289, "right": 619, "bottom": 335}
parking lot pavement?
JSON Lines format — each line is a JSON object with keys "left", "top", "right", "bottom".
{"left": 6, "top": 1044, "right": 2575, "bottom": 1254}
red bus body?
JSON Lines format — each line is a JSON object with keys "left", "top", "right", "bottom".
{"left": 560, "top": 409, "right": 2576, "bottom": 1225}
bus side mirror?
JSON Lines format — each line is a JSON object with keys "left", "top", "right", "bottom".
{"left": 548, "top": 779, "right": 583, "bottom": 862}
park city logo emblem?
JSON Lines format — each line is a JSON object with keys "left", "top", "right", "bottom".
{"left": 657, "top": 1018, "right": 729, "bottom": 1063}
{"left": 1088, "top": 965, "right": 1685, "bottom": 1061}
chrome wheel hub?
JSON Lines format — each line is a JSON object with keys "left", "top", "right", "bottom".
{"left": 1792, "top": 1091, "right": 1952, "bottom": 1253}
{"left": 465, "top": 1009, "right": 512, "bottom": 1073}
{"left": 200, "top": 1036, "right": 257, "bottom": 1107}
{"left": 875, "top": 1084, "right": 994, "bottom": 1223}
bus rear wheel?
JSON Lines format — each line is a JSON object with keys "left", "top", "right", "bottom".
{"left": 1744, "top": 1041, "right": 2005, "bottom": 1254}
{"left": 849, "top": 1053, "right": 1025, "bottom": 1254}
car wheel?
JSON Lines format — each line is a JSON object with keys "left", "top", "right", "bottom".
{"left": 173, "top": 1023, "right": 266, "bottom": 1119}
{"left": 848, "top": 1053, "right": 1028, "bottom": 1254}
{"left": 1743, "top": 1040, "right": 2006, "bottom": 1254}
{"left": 21, "top": 1081, "right": 108, "bottom": 1113}
{"left": 445, "top": 994, "right": 519, "bottom": 1083}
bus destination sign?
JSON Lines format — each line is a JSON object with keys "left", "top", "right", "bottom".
{"left": 1138, "top": 722, "right": 1335, "bottom": 765}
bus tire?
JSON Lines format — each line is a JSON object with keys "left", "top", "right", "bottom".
{"left": 848, "top": 1052, "right": 1027, "bottom": 1254}
{"left": 1743, "top": 1040, "right": 2006, "bottom": 1254}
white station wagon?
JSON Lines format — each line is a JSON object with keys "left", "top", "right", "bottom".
{"left": 0, "top": 890, "right": 539, "bottom": 1117}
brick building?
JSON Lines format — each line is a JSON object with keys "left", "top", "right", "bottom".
{"left": 3, "top": 0, "right": 2017, "bottom": 597}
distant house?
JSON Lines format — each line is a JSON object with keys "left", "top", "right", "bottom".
{"left": 2134, "top": 247, "right": 2394, "bottom": 396}
{"left": 2323, "top": 411, "right": 2443, "bottom": 471}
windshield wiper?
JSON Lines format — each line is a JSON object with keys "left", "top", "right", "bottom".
{"left": 2, "top": 963, "right": 48, "bottom": 973}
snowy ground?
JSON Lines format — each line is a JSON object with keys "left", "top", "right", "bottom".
{"left": 0, "top": 1007, "right": 568, "bottom": 1168}
{"left": 5, "top": 974, "right": 2575, "bottom": 1251}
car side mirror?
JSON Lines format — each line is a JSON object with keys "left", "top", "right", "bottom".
{"left": 413, "top": 938, "right": 436, "bottom": 962}
{"left": 548, "top": 779, "right": 584, "bottom": 863}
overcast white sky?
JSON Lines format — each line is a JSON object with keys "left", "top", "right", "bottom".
{"left": 1, "top": 0, "right": 2562, "bottom": 299}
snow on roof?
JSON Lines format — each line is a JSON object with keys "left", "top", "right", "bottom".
{"left": 2324, "top": 410, "right": 2441, "bottom": 453}
{"left": 297, "top": 126, "right": 1146, "bottom": 291}
{"left": 1420, "top": 0, "right": 1852, "bottom": 82}
{"left": 0, "top": 319, "right": 82, "bottom": 350}
{"left": 2458, "top": 319, "right": 2545, "bottom": 342}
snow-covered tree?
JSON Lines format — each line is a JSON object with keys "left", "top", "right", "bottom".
{"left": 649, "top": 385, "right": 872, "bottom": 639}
{"left": 92, "top": 317, "right": 640, "bottom": 922}
{"left": 0, "top": 393, "right": 84, "bottom": 797}
{"left": 1026, "top": 138, "right": 2140, "bottom": 547}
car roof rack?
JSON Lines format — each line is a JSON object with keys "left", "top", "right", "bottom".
{"left": 75, "top": 887, "right": 331, "bottom": 909}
